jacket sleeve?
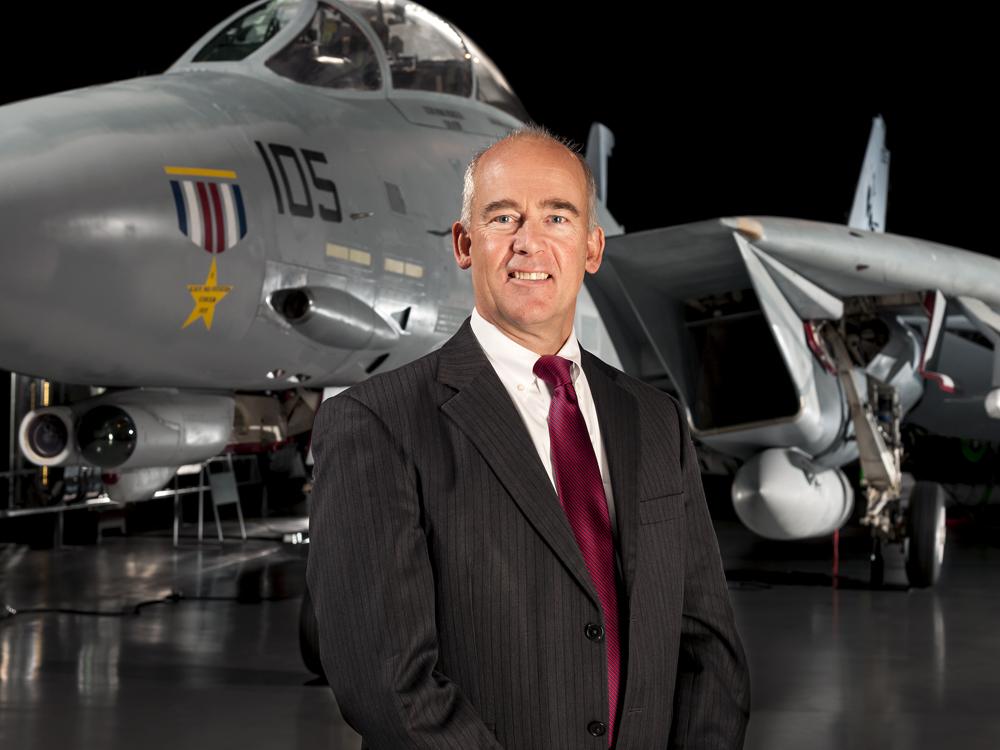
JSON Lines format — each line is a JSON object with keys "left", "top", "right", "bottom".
{"left": 668, "top": 396, "right": 752, "bottom": 749}
{"left": 306, "top": 393, "right": 504, "bottom": 750}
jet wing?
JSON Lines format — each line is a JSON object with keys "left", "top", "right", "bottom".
{"left": 587, "top": 215, "right": 1000, "bottom": 423}
{"left": 598, "top": 215, "right": 1000, "bottom": 313}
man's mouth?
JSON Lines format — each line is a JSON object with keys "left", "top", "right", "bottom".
{"left": 508, "top": 271, "right": 551, "bottom": 280}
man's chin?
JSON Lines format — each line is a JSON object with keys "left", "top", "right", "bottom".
{"left": 497, "top": 307, "right": 564, "bottom": 334}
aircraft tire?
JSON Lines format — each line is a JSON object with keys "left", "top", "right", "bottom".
{"left": 904, "top": 481, "right": 946, "bottom": 588}
{"left": 299, "top": 585, "right": 326, "bottom": 680}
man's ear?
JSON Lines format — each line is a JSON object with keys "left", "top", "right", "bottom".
{"left": 585, "top": 224, "right": 606, "bottom": 274}
{"left": 452, "top": 221, "right": 472, "bottom": 270}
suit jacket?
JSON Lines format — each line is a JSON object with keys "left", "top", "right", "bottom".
{"left": 306, "top": 316, "right": 751, "bottom": 749}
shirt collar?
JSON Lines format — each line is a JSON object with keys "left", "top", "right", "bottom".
{"left": 470, "top": 307, "right": 582, "bottom": 389}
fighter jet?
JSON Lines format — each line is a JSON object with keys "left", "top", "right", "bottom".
{"left": 3, "top": 0, "right": 1000, "bottom": 594}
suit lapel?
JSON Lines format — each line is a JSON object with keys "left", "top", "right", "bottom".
{"left": 437, "top": 317, "right": 642, "bottom": 608}
{"left": 581, "top": 348, "right": 640, "bottom": 602}
{"left": 437, "top": 318, "right": 600, "bottom": 606}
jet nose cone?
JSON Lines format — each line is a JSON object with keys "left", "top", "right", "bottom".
{"left": 0, "top": 75, "right": 255, "bottom": 381}
{"left": 0, "top": 96, "right": 75, "bottom": 289}
{"left": 0, "top": 84, "right": 181, "bottom": 290}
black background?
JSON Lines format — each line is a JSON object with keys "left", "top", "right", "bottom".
{"left": 3, "top": 2, "right": 994, "bottom": 255}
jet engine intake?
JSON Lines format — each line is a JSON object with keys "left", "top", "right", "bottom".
{"left": 19, "top": 406, "right": 77, "bottom": 465}
{"left": 18, "top": 389, "right": 234, "bottom": 470}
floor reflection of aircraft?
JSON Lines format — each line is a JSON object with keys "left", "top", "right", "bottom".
{"left": 3, "top": 0, "right": 1000, "bottom": 594}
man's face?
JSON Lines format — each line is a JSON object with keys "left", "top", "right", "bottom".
{"left": 452, "top": 138, "right": 605, "bottom": 347}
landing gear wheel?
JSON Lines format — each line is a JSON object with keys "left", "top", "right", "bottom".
{"left": 299, "top": 586, "right": 326, "bottom": 680}
{"left": 904, "top": 481, "right": 946, "bottom": 588}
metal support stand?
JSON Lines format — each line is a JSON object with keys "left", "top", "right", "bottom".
{"left": 206, "top": 453, "right": 246, "bottom": 543}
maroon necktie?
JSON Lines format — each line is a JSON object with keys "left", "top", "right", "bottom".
{"left": 533, "top": 354, "right": 620, "bottom": 747}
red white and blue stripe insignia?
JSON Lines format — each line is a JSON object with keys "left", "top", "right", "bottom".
{"left": 165, "top": 167, "right": 247, "bottom": 253}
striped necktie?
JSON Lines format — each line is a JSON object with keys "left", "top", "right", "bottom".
{"left": 533, "top": 354, "right": 621, "bottom": 747}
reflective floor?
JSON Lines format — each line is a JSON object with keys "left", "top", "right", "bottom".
{"left": 1, "top": 513, "right": 999, "bottom": 749}
{"left": 721, "top": 518, "right": 1000, "bottom": 750}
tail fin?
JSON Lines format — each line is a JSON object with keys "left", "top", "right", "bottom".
{"left": 848, "top": 115, "right": 890, "bottom": 233}
{"left": 585, "top": 122, "right": 615, "bottom": 205}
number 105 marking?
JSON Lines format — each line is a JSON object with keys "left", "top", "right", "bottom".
{"left": 255, "top": 141, "right": 342, "bottom": 222}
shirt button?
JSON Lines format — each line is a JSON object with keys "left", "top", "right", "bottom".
{"left": 587, "top": 720, "right": 607, "bottom": 737}
{"left": 584, "top": 622, "right": 605, "bottom": 641}
{"left": 517, "top": 384, "right": 524, "bottom": 391}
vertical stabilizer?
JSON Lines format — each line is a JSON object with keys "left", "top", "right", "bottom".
{"left": 848, "top": 115, "right": 890, "bottom": 232}
{"left": 585, "top": 122, "right": 615, "bottom": 205}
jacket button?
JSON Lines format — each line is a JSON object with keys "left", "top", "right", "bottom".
{"left": 587, "top": 720, "right": 607, "bottom": 737}
{"left": 584, "top": 622, "right": 605, "bottom": 641}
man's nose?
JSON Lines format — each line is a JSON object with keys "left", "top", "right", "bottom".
{"left": 511, "top": 220, "right": 544, "bottom": 254}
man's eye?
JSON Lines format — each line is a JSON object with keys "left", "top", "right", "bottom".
{"left": 551, "top": 215, "right": 567, "bottom": 224}
{"left": 493, "top": 215, "right": 512, "bottom": 224}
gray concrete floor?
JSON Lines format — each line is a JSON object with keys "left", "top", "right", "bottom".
{"left": 1, "top": 514, "right": 998, "bottom": 749}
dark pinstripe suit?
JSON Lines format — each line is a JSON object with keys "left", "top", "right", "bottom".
{"left": 306, "top": 316, "right": 750, "bottom": 749}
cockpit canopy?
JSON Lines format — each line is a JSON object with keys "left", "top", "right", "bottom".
{"left": 191, "top": 0, "right": 528, "bottom": 120}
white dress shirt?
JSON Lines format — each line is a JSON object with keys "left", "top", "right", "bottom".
{"left": 469, "top": 307, "right": 622, "bottom": 576}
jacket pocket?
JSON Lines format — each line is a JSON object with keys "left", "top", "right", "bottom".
{"left": 638, "top": 489, "right": 684, "bottom": 524}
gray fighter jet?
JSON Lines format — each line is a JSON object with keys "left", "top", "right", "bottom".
{"left": 3, "top": 0, "right": 1000, "bottom": 591}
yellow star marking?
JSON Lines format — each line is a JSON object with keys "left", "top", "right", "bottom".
{"left": 182, "top": 257, "right": 233, "bottom": 330}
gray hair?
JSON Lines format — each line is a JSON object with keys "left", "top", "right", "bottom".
{"left": 460, "top": 122, "right": 599, "bottom": 234}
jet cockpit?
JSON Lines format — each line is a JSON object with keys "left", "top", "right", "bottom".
{"left": 172, "top": 0, "right": 529, "bottom": 121}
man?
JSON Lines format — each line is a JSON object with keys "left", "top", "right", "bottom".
{"left": 306, "top": 124, "right": 751, "bottom": 749}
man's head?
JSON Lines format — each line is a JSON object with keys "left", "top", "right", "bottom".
{"left": 452, "top": 124, "right": 605, "bottom": 354}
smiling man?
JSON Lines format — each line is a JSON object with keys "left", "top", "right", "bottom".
{"left": 307, "top": 124, "right": 751, "bottom": 749}
{"left": 453, "top": 131, "right": 604, "bottom": 356}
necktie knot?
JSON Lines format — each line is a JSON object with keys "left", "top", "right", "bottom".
{"left": 533, "top": 354, "right": 574, "bottom": 390}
